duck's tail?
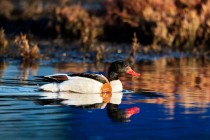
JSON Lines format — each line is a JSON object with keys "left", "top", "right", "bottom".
{"left": 38, "top": 83, "right": 60, "bottom": 92}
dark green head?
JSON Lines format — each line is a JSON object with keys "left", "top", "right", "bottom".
{"left": 107, "top": 60, "right": 140, "bottom": 81}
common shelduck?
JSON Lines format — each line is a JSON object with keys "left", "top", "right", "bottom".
{"left": 37, "top": 60, "right": 140, "bottom": 93}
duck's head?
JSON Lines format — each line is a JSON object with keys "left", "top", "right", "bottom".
{"left": 107, "top": 60, "right": 140, "bottom": 81}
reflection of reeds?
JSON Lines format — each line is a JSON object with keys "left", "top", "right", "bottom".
{"left": 19, "top": 61, "right": 39, "bottom": 80}
{"left": 0, "top": 61, "right": 7, "bottom": 78}
{"left": 127, "top": 57, "right": 210, "bottom": 115}
{"left": 54, "top": 62, "right": 104, "bottom": 74}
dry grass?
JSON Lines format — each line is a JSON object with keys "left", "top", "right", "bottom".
{"left": 127, "top": 32, "right": 140, "bottom": 65}
{"left": 0, "top": 0, "right": 210, "bottom": 54}
{"left": 53, "top": 4, "right": 103, "bottom": 51}
{"left": 0, "top": 28, "right": 8, "bottom": 56}
{"left": 14, "top": 33, "right": 40, "bottom": 61}
{"left": 105, "top": 0, "right": 210, "bottom": 53}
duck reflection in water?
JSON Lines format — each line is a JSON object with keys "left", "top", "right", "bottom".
{"left": 107, "top": 103, "right": 140, "bottom": 122}
{"left": 35, "top": 92, "right": 140, "bottom": 122}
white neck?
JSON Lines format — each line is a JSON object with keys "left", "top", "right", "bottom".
{"left": 110, "top": 80, "right": 123, "bottom": 92}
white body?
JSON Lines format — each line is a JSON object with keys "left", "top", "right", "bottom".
{"left": 39, "top": 76, "right": 123, "bottom": 93}
{"left": 40, "top": 92, "right": 123, "bottom": 107}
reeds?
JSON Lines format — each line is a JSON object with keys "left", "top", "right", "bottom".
{"left": 105, "top": 0, "right": 210, "bottom": 53}
{"left": 1, "top": 0, "right": 210, "bottom": 54}
{"left": 53, "top": 4, "right": 103, "bottom": 51}
{"left": 0, "top": 28, "right": 8, "bottom": 57}
{"left": 14, "top": 33, "right": 40, "bottom": 61}
{"left": 127, "top": 32, "right": 140, "bottom": 65}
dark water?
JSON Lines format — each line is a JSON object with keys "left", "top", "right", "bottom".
{"left": 0, "top": 58, "right": 210, "bottom": 140}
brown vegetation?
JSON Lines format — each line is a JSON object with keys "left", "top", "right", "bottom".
{"left": 14, "top": 34, "right": 40, "bottom": 61}
{"left": 53, "top": 4, "right": 103, "bottom": 50}
{"left": 105, "top": 0, "right": 210, "bottom": 53}
{"left": 0, "top": 0, "right": 210, "bottom": 55}
{"left": 0, "top": 28, "right": 8, "bottom": 56}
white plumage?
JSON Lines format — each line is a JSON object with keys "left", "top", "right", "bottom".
{"left": 37, "top": 60, "right": 140, "bottom": 93}
{"left": 110, "top": 80, "right": 123, "bottom": 92}
{"left": 59, "top": 77, "right": 103, "bottom": 93}
{"left": 40, "top": 92, "right": 123, "bottom": 106}
{"left": 39, "top": 76, "right": 104, "bottom": 93}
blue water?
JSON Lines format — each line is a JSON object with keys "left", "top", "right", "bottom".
{"left": 0, "top": 61, "right": 210, "bottom": 140}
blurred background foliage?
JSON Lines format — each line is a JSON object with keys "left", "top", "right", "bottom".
{"left": 0, "top": 0, "right": 210, "bottom": 54}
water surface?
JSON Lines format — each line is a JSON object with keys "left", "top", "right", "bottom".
{"left": 0, "top": 58, "right": 210, "bottom": 140}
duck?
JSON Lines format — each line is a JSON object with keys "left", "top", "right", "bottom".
{"left": 37, "top": 60, "right": 140, "bottom": 93}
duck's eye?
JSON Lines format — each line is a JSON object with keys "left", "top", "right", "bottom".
{"left": 123, "top": 62, "right": 128, "bottom": 67}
